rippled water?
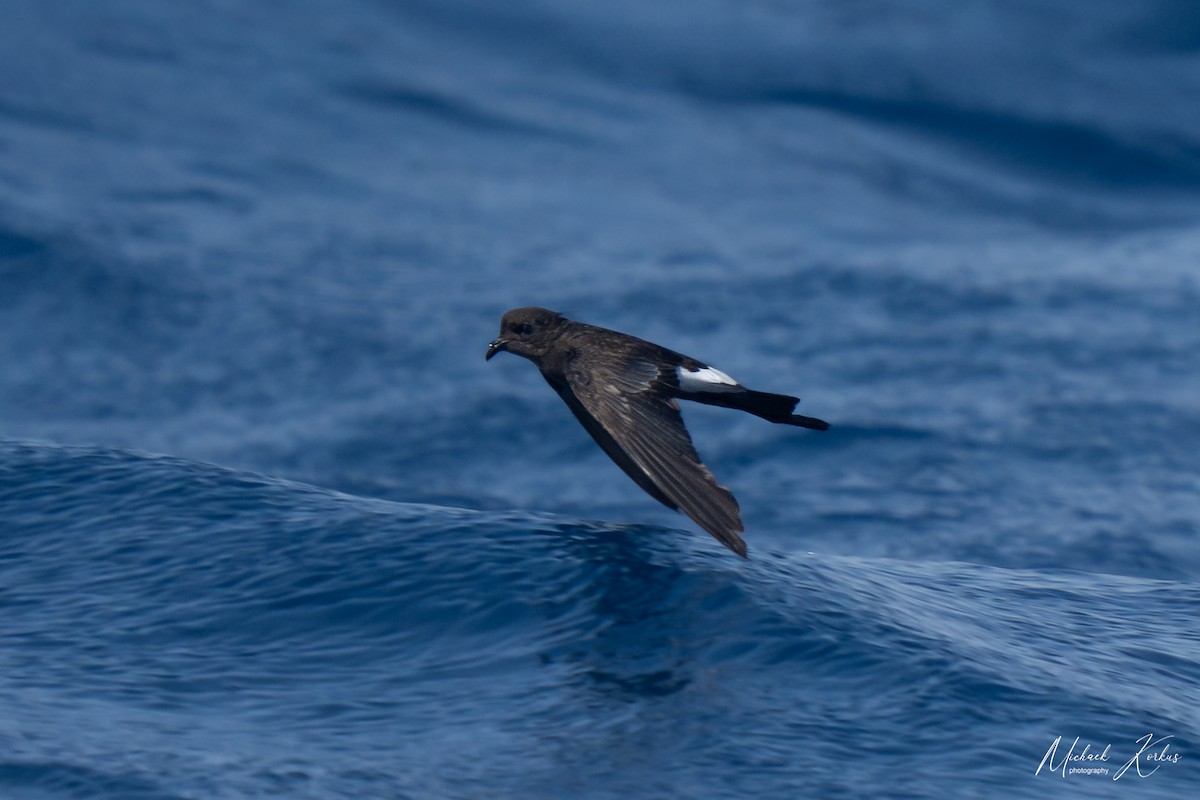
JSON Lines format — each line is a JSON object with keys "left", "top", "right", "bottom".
{"left": 2, "top": 1, "right": 1198, "bottom": 797}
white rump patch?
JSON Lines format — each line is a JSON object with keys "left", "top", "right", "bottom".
{"left": 677, "top": 365, "right": 740, "bottom": 393}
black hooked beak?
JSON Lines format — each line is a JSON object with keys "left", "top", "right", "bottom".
{"left": 485, "top": 338, "right": 509, "bottom": 360}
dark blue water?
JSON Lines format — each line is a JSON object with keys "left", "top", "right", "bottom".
{"left": 2, "top": 1, "right": 1198, "bottom": 797}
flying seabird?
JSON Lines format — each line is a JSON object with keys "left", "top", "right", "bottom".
{"left": 486, "top": 307, "right": 828, "bottom": 557}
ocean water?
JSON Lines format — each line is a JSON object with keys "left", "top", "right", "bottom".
{"left": 1, "top": 1, "right": 1198, "bottom": 797}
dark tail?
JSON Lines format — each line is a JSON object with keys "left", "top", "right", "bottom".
{"left": 786, "top": 413, "right": 830, "bottom": 430}
{"left": 685, "top": 388, "right": 830, "bottom": 430}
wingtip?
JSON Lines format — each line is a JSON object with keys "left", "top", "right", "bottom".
{"left": 716, "top": 529, "right": 749, "bottom": 558}
{"left": 685, "top": 511, "right": 747, "bottom": 557}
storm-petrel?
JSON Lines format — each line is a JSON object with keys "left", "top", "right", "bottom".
{"left": 486, "top": 307, "right": 828, "bottom": 557}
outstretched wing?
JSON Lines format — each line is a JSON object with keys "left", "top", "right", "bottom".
{"left": 548, "top": 352, "right": 746, "bottom": 557}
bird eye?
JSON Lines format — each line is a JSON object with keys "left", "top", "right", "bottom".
{"left": 514, "top": 323, "right": 533, "bottom": 336}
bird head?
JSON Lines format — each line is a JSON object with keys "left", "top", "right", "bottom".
{"left": 486, "top": 307, "right": 567, "bottom": 361}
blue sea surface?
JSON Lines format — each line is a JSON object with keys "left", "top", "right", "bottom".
{"left": 2, "top": 1, "right": 1199, "bottom": 797}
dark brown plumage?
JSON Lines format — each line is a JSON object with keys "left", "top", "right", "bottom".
{"left": 486, "top": 307, "right": 828, "bottom": 557}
